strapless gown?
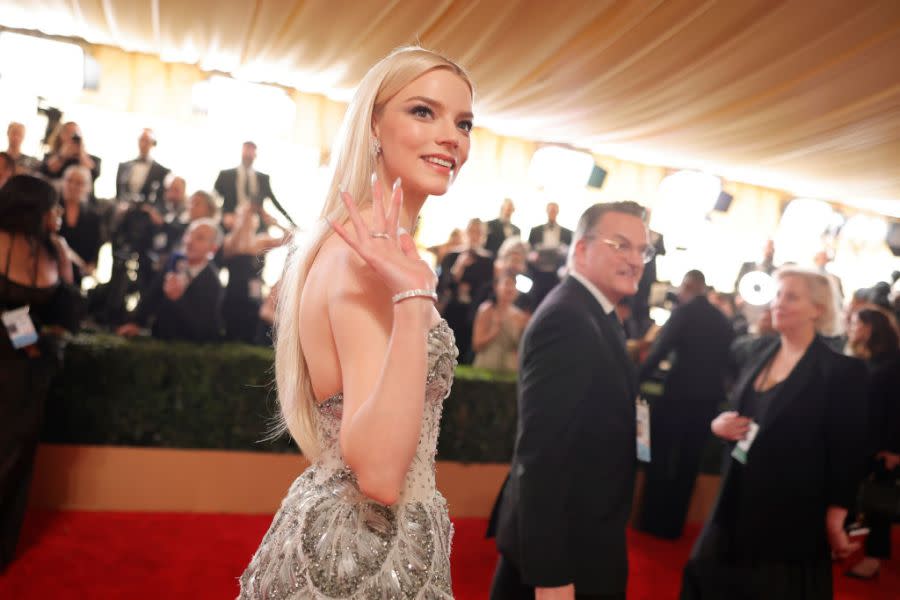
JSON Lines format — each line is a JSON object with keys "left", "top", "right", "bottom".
{"left": 238, "top": 320, "right": 458, "bottom": 599}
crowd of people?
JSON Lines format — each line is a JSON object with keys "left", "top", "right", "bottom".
{"left": 1, "top": 42, "right": 899, "bottom": 600}
{"left": 1, "top": 121, "right": 290, "bottom": 346}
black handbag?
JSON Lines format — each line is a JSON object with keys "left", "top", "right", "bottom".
{"left": 859, "top": 469, "right": 900, "bottom": 523}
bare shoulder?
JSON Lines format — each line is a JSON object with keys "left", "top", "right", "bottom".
{"left": 476, "top": 300, "right": 494, "bottom": 315}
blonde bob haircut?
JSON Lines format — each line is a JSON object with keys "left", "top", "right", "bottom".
{"left": 274, "top": 47, "right": 473, "bottom": 459}
{"left": 773, "top": 266, "right": 843, "bottom": 337}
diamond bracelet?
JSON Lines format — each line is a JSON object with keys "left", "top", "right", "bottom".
{"left": 392, "top": 289, "right": 438, "bottom": 304}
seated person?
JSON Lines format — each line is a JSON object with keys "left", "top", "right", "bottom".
{"left": 116, "top": 219, "right": 223, "bottom": 343}
{"left": 471, "top": 269, "right": 530, "bottom": 373}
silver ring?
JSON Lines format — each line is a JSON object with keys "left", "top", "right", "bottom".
{"left": 369, "top": 231, "right": 391, "bottom": 239}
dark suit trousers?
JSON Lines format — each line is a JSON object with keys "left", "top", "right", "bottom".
{"left": 635, "top": 398, "right": 717, "bottom": 539}
{"left": 490, "top": 555, "right": 626, "bottom": 600}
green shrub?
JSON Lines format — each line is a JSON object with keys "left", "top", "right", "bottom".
{"left": 43, "top": 334, "right": 722, "bottom": 472}
{"left": 43, "top": 334, "right": 518, "bottom": 462}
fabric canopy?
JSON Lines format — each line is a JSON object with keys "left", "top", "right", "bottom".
{"left": 3, "top": 0, "right": 899, "bottom": 215}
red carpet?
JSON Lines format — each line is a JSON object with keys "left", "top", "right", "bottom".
{"left": 1, "top": 511, "right": 896, "bottom": 599}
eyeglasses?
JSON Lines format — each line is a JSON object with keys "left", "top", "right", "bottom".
{"left": 586, "top": 235, "right": 656, "bottom": 264}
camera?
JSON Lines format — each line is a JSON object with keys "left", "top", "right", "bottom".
{"left": 36, "top": 97, "right": 63, "bottom": 146}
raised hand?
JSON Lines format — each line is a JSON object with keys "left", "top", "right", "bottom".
{"left": 329, "top": 176, "right": 436, "bottom": 299}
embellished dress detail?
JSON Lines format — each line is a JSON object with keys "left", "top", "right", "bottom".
{"left": 239, "top": 320, "right": 458, "bottom": 599}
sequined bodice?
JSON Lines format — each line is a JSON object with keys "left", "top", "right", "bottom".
{"left": 239, "top": 320, "right": 458, "bottom": 599}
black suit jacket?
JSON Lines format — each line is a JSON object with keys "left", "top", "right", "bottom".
{"left": 115, "top": 159, "right": 170, "bottom": 206}
{"left": 134, "top": 263, "right": 223, "bottom": 343}
{"left": 639, "top": 295, "right": 735, "bottom": 404}
{"left": 867, "top": 350, "right": 900, "bottom": 455}
{"left": 485, "top": 218, "right": 521, "bottom": 256}
{"left": 213, "top": 167, "right": 295, "bottom": 228}
{"left": 695, "top": 337, "right": 868, "bottom": 561}
{"left": 490, "top": 276, "right": 637, "bottom": 594}
{"left": 527, "top": 223, "right": 573, "bottom": 248}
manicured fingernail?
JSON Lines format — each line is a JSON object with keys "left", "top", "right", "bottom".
{"left": 398, "top": 227, "right": 409, "bottom": 236}
{"left": 393, "top": 177, "right": 401, "bottom": 191}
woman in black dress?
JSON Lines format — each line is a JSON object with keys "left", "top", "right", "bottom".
{"left": 681, "top": 267, "right": 869, "bottom": 599}
{"left": 0, "top": 175, "right": 80, "bottom": 571}
{"left": 845, "top": 307, "right": 900, "bottom": 579}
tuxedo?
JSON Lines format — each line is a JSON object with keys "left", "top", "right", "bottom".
{"left": 526, "top": 223, "right": 573, "bottom": 308}
{"left": 115, "top": 158, "right": 170, "bottom": 206}
{"left": 527, "top": 222, "right": 573, "bottom": 250}
{"left": 635, "top": 295, "right": 735, "bottom": 539}
{"left": 489, "top": 276, "right": 637, "bottom": 597}
{"left": 214, "top": 166, "right": 294, "bottom": 227}
{"left": 133, "top": 262, "right": 223, "bottom": 343}
{"left": 485, "top": 218, "right": 521, "bottom": 256}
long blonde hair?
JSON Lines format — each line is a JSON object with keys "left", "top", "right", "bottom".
{"left": 274, "top": 47, "right": 472, "bottom": 459}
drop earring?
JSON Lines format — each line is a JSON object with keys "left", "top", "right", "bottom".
{"left": 373, "top": 138, "right": 382, "bottom": 156}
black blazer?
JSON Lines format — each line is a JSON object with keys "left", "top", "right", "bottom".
{"left": 213, "top": 168, "right": 295, "bottom": 228}
{"left": 485, "top": 218, "right": 521, "bottom": 256}
{"left": 639, "top": 295, "right": 735, "bottom": 402}
{"left": 867, "top": 350, "right": 900, "bottom": 455}
{"left": 134, "top": 263, "right": 223, "bottom": 343}
{"left": 115, "top": 159, "right": 170, "bottom": 205}
{"left": 436, "top": 248, "right": 494, "bottom": 303}
{"left": 490, "top": 276, "right": 637, "bottom": 594}
{"left": 528, "top": 223, "right": 573, "bottom": 248}
{"left": 696, "top": 337, "right": 868, "bottom": 561}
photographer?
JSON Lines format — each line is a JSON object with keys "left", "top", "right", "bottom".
{"left": 39, "top": 122, "right": 101, "bottom": 203}
{"left": 116, "top": 219, "right": 223, "bottom": 343}
{"left": 58, "top": 165, "right": 103, "bottom": 287}
{"left": 437, "top": 217, "right": 494, "bottom": 363}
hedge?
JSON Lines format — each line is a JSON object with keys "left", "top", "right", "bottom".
{"left": 42, "top": 334, "right": 722, "bottom": 472}
{"left": 42, "top": 334, "right": 518, "bottom": 463}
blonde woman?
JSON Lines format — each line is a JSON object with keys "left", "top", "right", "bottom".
{"left": 681, "top": 267, "right": 869, "bottom": 600}
{"left": 238, "top": 47, "right": 473, "bottom": 599}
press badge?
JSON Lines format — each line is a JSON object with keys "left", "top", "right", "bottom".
{"left": 636, "top": 396, "right": 651, "bottom": 462}
{"left": 153, "top": 232, "right": 169, "bottom": 250}
{"left": 2, "top": 305, "right": 38, "bottom": 349}
{"left": 731, "top": 421, "right": 760, "bottom": 465}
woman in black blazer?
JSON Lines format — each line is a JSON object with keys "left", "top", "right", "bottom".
{"left": 845, "top": 307, "right": 900, "bottom": 579}
{"left": 681, "top": 267, "right": 869, "bottom": 600}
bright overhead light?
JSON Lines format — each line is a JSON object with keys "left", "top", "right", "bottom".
{"left": 527, "top": 146, "right": 594, "bottom": 191}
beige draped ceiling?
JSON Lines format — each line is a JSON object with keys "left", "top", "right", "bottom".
{"left": 3, "top": 0, "right": 899, "bottom": 215}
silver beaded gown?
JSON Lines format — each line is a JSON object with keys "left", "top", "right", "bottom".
{"left": 238, "top": 320, "right": 458, "bottom": 599}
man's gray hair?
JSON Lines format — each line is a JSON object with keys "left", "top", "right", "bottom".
{"left": 568, "top": 201, "right": 648, "bottom": 266}
{"left": 190, "top": 217, "right": 224, "bottom": 247}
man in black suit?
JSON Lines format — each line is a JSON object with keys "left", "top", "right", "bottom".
{"left": 213, "top": 141, "right": 294, "bottom": 231}
{"left": 486, "top": 198, "right": 521, "bottom": 256}
{"left": 527, "top": 202, "right": 573, "bottom": 308}
{"left": 115, "top": 129, "right": 170, "bottom": 205}
{"left": 116, "top": 219, "right": 223, "bottom": 343}
{"left": 634, "top": 270, "right": 735, "bottom": 540}
{"left": 489, "top": 201, "right": 651, "bottom": 600}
